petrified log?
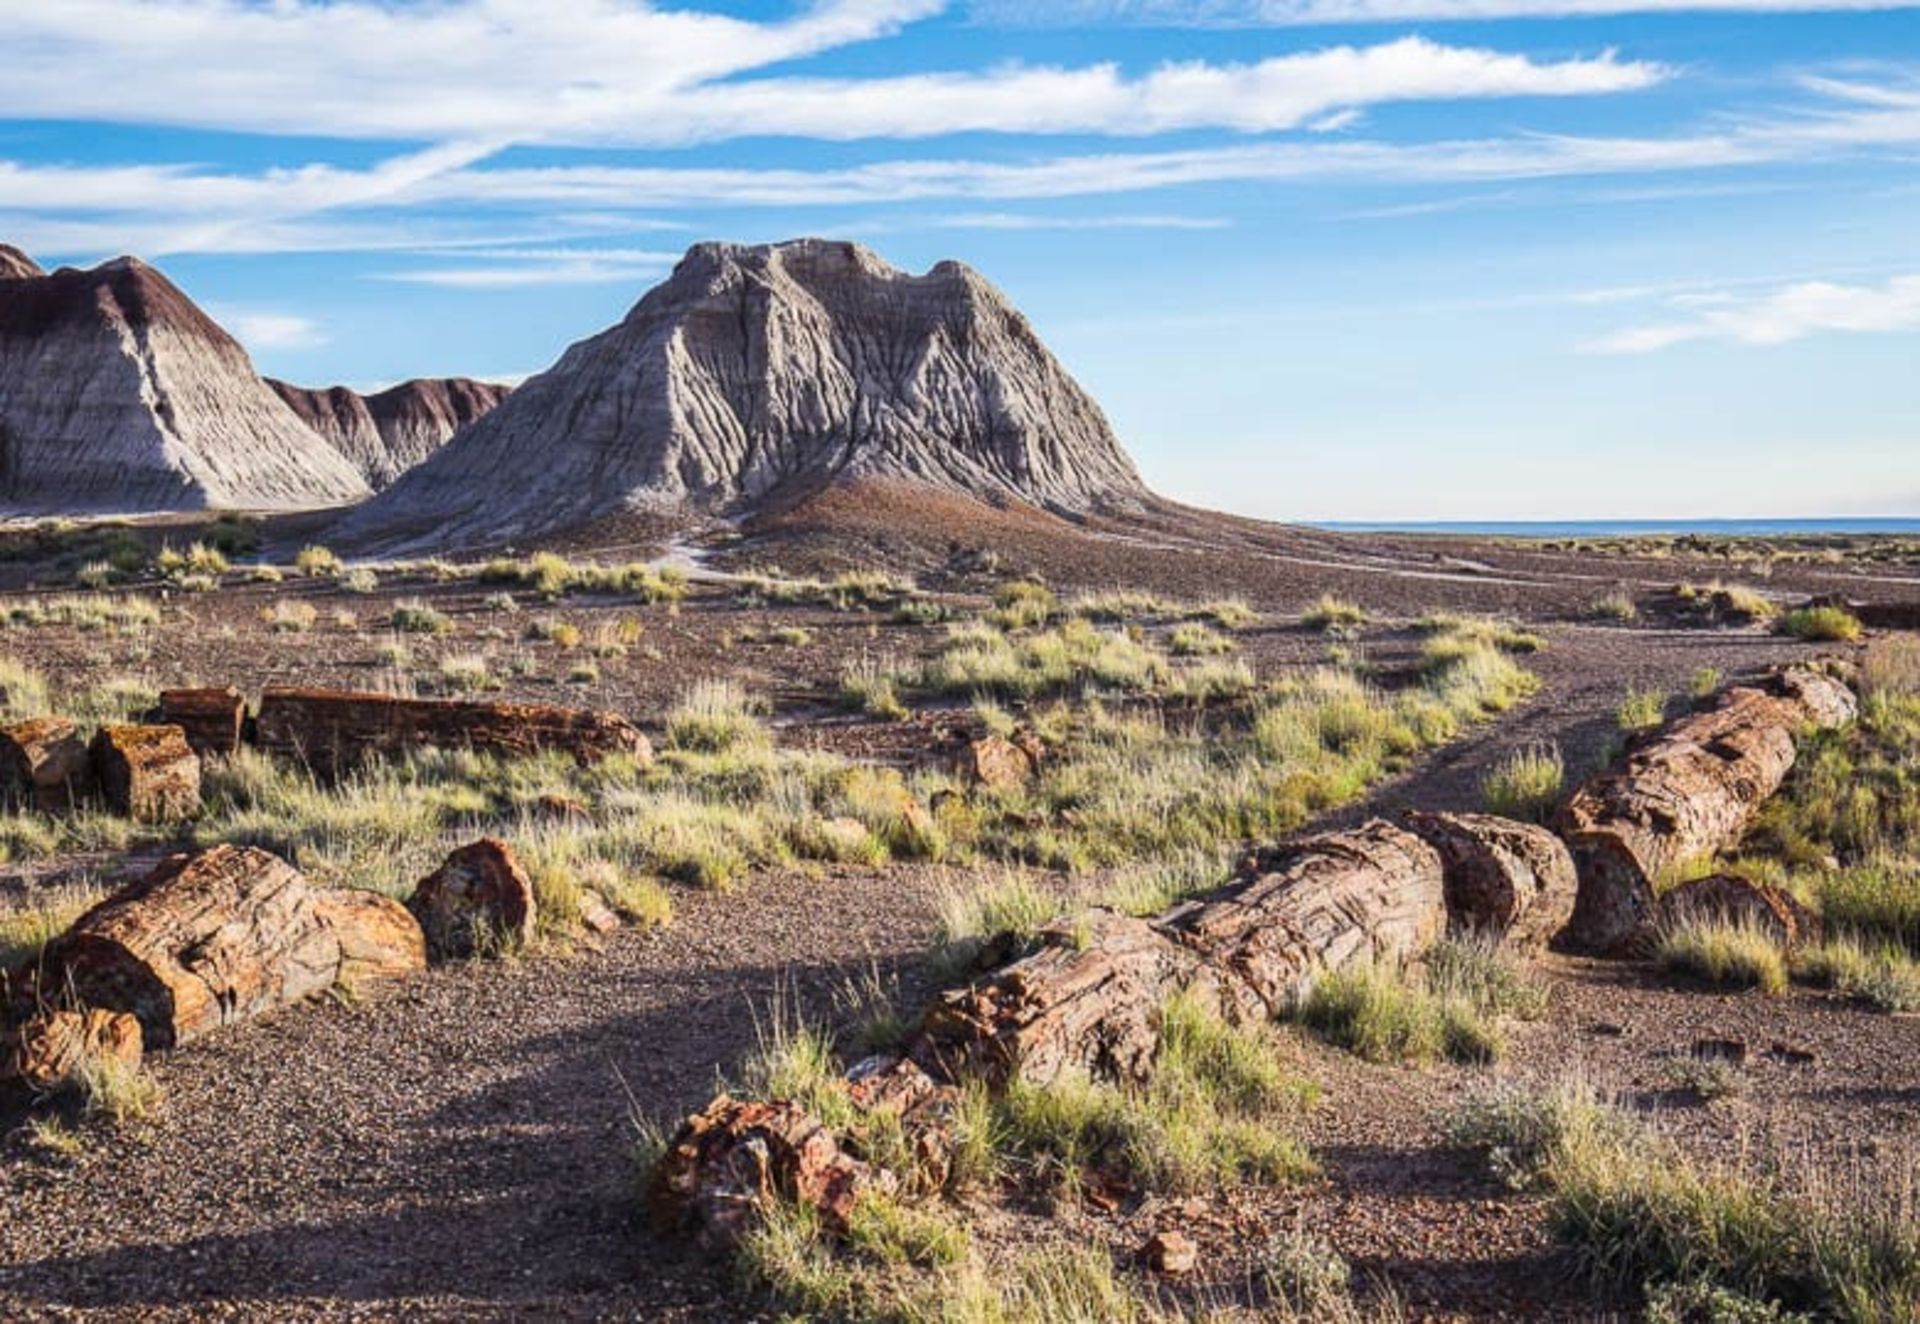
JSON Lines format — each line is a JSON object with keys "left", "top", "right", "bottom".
{"left": 1, "top": 1008, "right": 142, "bottom": 1093}
{"left": 650, "top": 1094, "right": 894, "bottom": 1248}
{"left": 156, "top": 687, "right": 247, "bottom": 759}
{"left": 312, "top": 889, "right": 427, "bottom": 984}
{"left": 1557, "top": 666, "right": 1857, "bottom": 953}
{"left": 0, "top": 716, "right": 92, "bottom": 812}
{"left": 27, "top": 845, "right": 342, "bottom": 1050}
{"left": 90, "top": 724, "right": 200, "bottom": 824}
{"left": 1403, "top": 811, "right": 1577, "bottom": 950}
{"left": 1658, "top": 875, "right": 1820, "bottom": 951}
{"left": 254, "top": 686, "right": 651, "bottom": 777}
{"left": 408, "top": 838, "right": 537, "bottom": 961}
{"left": 916, "top": 820, "right": 1447, "bottom": 1088}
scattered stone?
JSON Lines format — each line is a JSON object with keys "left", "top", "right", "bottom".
{"left": 408, "top": 838, "right": 538, "bottom": 961}
{"left": 1143, "top": 1230, "right": 1198, "bottom": 1275}
{"left": 156, "top": 687, "right": 248, "bottom": 759}
{"left": 1, "top": 1008, "right": 143, "bottom": 1093}
{"left": 956, "top": 734, "right": 1035, "bottom": 791}
{"left": 0, "top": 715, "right": 93, "bottom": 812}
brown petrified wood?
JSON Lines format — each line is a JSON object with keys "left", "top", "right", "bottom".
{"left": 254, "top": 686, "right": 651, "bottom": 777}
{"left": 1403, "top": 811, "right": 1578, "bottom": 951}
{"left": 649, "top": 1095, "right": 895, "bottom": 1248}
{"left": 26, "top": 845, "right": 339, "bottom": 1050}
{"left": 90, "top": 723, "right": 200, "bottom": 824}
{"left": 156, "top": 686, "right": 247, "bottom": 759}
{"left": 408, "top": 838, "right": 537, "bottom": 961}
{"left": 1658, "top": 875, "right": 1820, "bottom": 951}
{"left": 312, "top": 889, "right": 428, "bottom": 984}
{"left": 916, "top": 820, "right": 1446, "bottom": 1089}
{"left": 954, "top": 734, "right": 1038, "bottom": 791}
{"left": 0, "top": 1008, "right": 142, "bottom": 1093}
{"left": 1556, "top": 666, "right": 1857, "bottom": 954}
{"left": 0, "top": 715, "right": 92, "bottom": 812}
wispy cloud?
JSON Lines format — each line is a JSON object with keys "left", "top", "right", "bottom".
{"left": 974, "top": 0, "right": 1920, "bottom": 24}
{"left": 1586, "top": 273, "right": 1920, "bottom": 351}
{"left": 382, "top": 248, "right": 680, "bottom": 288}
{"left": 206, "top": 307, "right": 328, "bottom": 350}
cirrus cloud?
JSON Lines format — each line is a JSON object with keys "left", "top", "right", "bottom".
{"left": 1586, "top": 273, "right": 1920, "bottom": 351}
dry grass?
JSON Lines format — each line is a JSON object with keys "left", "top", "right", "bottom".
{"left": 1479, "top": 744, "right": 1565, "bottom": 823}
{"left": 1654, "top": 916, "right": 1790, "bottom": 994}
{"left": 1780, "top": 605, "right": 1863, "bottom": 643}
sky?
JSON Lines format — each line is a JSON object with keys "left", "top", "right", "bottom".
{"left": 3, "top": 1, "right": 1919, "bottom": 521}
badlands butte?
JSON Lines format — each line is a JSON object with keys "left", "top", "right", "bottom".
{"left": 0, "top": 237, "right": 1919, "bottom": 1322}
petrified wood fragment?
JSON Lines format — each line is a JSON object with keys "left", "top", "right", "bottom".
{"left": 0, "top": 1008, "right": 142, "bottom": 1093}
{"left": 408, "top": 838, "right": 537, "bottom": 961}
{"left": 90, "top": 723, "right": 200, "bottom": 824}
{"left": 1658, "top": 874, "right": 1820, "bottom": 951}
{"left": 0, "top": 716, "right": 92, "bottom": 812}
{"left": 156, "top": 686, "right": 247, "bottom": 759}
{"left": 1403, "top": 811, "right": 1577, "bottom": 950}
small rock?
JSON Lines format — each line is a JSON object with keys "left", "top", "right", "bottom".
{"left": 1142, "top": 1230, "right": 1197, "bottom": 1275}
{"left": 956, "top": 735, "right": 1035, "bottom": 791}
{"left": 578, "top": 889, "right": 621, "bottom": 935}
{"left": 408, "top": 838, "right": 538, "bottom": 961}
{"left": 1588, "top": 1021, "right": 1629, "bottom": 1038}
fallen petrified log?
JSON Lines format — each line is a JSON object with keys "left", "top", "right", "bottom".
{"left": 254, "top": 687, "right": 652, "bottom": 776}
{"left": 155, "top": 687, "right": 248, "bottom": 759}
{"left": 18, "top": 844, "right": 424, "bottom": 1051}
{"left": 915, "top": 819, "right": 1447, "bottom": 1088}
{"left": 0, "top": 1008, "right": 143, "bottom": 1093}
{"left": 1557, "top": 665, "right": 1856, "bottom": 953}
{"left": 1658, "top": 874, "right": 1820, "bottom": 951}
{"left": 0, "top": 716, "right": 93, "bottom": 813}
{"left": 90, "top": 723, "right": 200, "bottom": 824}
{"left": 408, "top": 838, "right": 538, "bottom": 961}
{"left": 1402, "top": 811, "right": 1577, "bottom": 951}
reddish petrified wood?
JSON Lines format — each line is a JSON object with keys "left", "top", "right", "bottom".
{"left": 90, "top": 723, "right": 200, "bottom": 824}
{"left": 254, "top": 686, "right": 651, "bottom": 777}
{"left": 312, "top": 889, "right": 428, "bottom": 984}
{"left": 408, "top": 838, "right": 538, "bottom": 961}
{"left": 0, "top": 716, "right": 92, "bottom": 812}
{"left": 156, "top": 687, "right": 247, "bottom": 759}
{"left": 1659, "top": 875, "right": 1821, "bottom": 951}
{"left": 1403, "top": 811, "right": 1578, "bottom": 950}
{"left": 25, "top": 846, "right": 339, "bottom": 1051}
{"left": 955, "top": 734, "right": 1036, "bottom": 791}
{"left": 0, "top": 1008, "right": 142, "bottom": 1093}
{"left": 649, "top": 1095, "right": 895, "bottom": 1248}
{"left": 1557, "top": 666, "right": 1856, "bottom": 953}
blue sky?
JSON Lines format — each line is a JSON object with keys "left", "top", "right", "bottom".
{"left": 3, "top": 1, "right": 1919, "bottom": 520}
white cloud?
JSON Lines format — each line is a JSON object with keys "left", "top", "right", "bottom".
{"left": 974, "top": 0, "right": 1920, "bottom": 24}
{"left": 1586, "top": 274, "right": 1920, "bottom": 352}
{"left": 382, "top": 251, "right": 680, "bottom": 288}
{"left": 207, "top": 308, "right": 328, "bottom": 350}
{"left": 925, "top": 212, "right": 1232, "bottom": 229}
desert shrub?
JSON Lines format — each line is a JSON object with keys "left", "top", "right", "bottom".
{"left": 75, "top": 560, "right": 116, "bottom": 589}
{"left": 1193, "top": 597, "right": 1258, "bottom": 629}
{"left": 987, "top": 580, "right": 1057, "bottom": 630}
{"left": 390, "top": 599, "right": 452, "bottom": 635}
{"left": 338, "top": 566, "right": 379, "bottom": 594}
{"left": 295, "top": 544, "right": 343, "bottom": 577}
{"left": 1617, "top": 686, "right": 1668, "bottom": 732}
{"left": 1261, "top": 1222, "right": 1357, "bottom": 1316}
{"left": 1654, "top": 917, "right": 1789, "bottom": 994}
{"left": 1479, "top": 744, "right": 1565, "bottom": 823}
{"left": 438, "top": 653, "right": 498, "bottom": 693}
{"left": 1168, "top": 622, "right": 1235, "bottom": 656}
{"left": 840, "top": 656, "right": 910, "bottom": 721}
{"left": 666, "top": 679, "right": 770, "bottom": 754}
{"left": 262, "top": 599, "right": 317, "bottom": 633}
{"left": 1588, "top": 592, "right": 1639, "bottom": 622}
{"left": 1780, "top": 605, "right": 1862, "bottom": 643}
{"left": 1302, "top": 593, "right": 1366, "bottom": 633}
{"left": 1690, "top": 666, "right": 1725, "bottom": 700}
{"left": 1796, "top": 934, "right": 1920, "bottom": 1012}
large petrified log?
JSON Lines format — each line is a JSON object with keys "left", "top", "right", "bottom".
{"left": 254, "top": 687, "right": 652, "bottom": 776}
{"left": 0, "top": 1008, "right": 143, "bottom": 1093}
{"left": 156, "top": 687, "right": 247, "bottom": 759}
{"left": 0, "top": 716, "right": 93, "bottom": 812}
{"left": 19, "top": 845, "right": 420, "bottom": 1050}
{"left": 1403, "top": 811, "right": 1577, "bottom": 951}
{"left": 915, "top": 820, "right": 1447, "bottom": 1089}
{"left": 1557, "top": 665, "right": 1856, "bottom": 953}
{"left": 90, "top": 723, "right": 200, "bottom": 824}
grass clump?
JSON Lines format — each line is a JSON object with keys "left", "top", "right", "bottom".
{"left": 295, "top": 545, "right": 343, "bottom": 577}
{"left": 0, "top": 884, "right": 106, "bottom": 966}
{"left": 665, "top": 679, "right": 770, "bottom": 754}
{"left": 1654, "top": 917, "right": 1790, "bottom": 995}
{"left": 1779, "top": 605, "right": 1863, "bottom": 643}
{"left": 261, "top": 599, "right": 317, "bottom": 633}
{"left": 1795, "top": 934, "right": 1920, "bottom": 1012}
{"left": 1617, "top": 686, "right": 1668, "bottom": 732}
{"left": 1588, "top": 592, "right": 1640, "bottom": 623}
{"left": 986, "top": 580, "right": 1057, "bottom": 631}
{"left": 1301, "top": 936, "right": 1542, "bottom": 1066}
{"left": 1479, "top": 744, "right": 1565, "bottom": 823}
{"left": 1168, "top": 622, "right": 1235, "bottom": 656}
{"left": 840, "top": 656, "right": 910, "bottom": 721}
{"left": 390, "top": 598, "right": 453, "bottom": 635}
{"left": 1303, "top": 593, "right": 1366, "bottom": 633}
{"left": 338, "top": 566, "right": 379, "bottom": 594}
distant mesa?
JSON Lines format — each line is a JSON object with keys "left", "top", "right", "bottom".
{"left": 334, "top": 238, "right": 1149, "bottom": 551}
{"left": 0, "top": 247, "right": 370, "bottom": 514}
{"left": 268, "top": 377, "right": 512, "bottom": 492}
